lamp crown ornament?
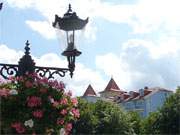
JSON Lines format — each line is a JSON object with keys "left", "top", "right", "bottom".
{"left": 52, "top": 4, "right": 88, "bottom": 31}
{"left": 67, "top": 4, "right": 72, "bottom": 13}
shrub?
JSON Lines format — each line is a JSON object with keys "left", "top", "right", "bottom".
{"left": 0, "top": 73, "right": 79, "bottom": 135}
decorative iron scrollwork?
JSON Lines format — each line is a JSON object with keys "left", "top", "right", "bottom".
{"left": 0, "top": 41, "right": 72, "bottom": 80}
{"left": 0, "top": 63, "right": 18, "bottom": 79}
{"left": 35, "top": 66, "right": 69, "bottom": 79}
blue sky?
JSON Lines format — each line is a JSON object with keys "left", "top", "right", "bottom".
{"left": 0, "top": 0, "right": 180, "bottom": 96}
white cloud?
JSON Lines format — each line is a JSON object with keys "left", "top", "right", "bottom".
{"left": 6, "top": 0, "right": 180, "bottom": 36}
{"left": 129, "top": 0, "right": 180, "bottom": 34}
{"left": 127, "top": 37, "right": 180, "bottom": 89}
{"left": 96, "top": 37, "right": 180, "bottom": 91}
{"left": 122, "top": 37, "right": 180, "bottom": 59}
{"left": 26, "top": 20, "right": 56, "bottom": 39}
{"left": 0, "top": 45, "right": 23, "bottom": 64}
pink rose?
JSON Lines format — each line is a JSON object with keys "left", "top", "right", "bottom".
{"left": 53, "top": 101, "right": 59, "bottom": 107}
{"left": 40, "top": 77, "right": 49, "bottom": 84}
{"left": 57, "top": 81, "right": 65, "bottom": 90}
{"left": 48, "top": 80, "right": 65, "bottom": 90}
{"left": 59, "top": 98, "right": 68, "bottom": 105}
{"left": 65, "top": 123, "right": 72, "bottom": 132}
{"left": 27, "top": 96, "right": 42, "bottom": 107}
{"left": 32, "top": 110, "right": 43, "bottom": 118}
{"left": 71, "top": 108, "right": 80, "bottom": 118}
{"left": 60, "top": 109, "right": 67, "bottom": 115}
{"left": 67, "top": 90, "right": 72, "bottom": 97}
{"left": 0, "top": 88, "right": 9, "bottom": 97}
{"left": 57, "top": 118, "right": 64, "bottom": 125}
{"left": 8, "top": 76, "right": 15, "bottom": 81}
{"left": 32, "top": 132, "right": 36, "bottom": 135}
{"left": 71, "top": 98, "right": 78, "bottom": 106}
{"left": 11, "top": 122, "right": 25, "bottom": 134}
{"left": 16, "top": 76, "right": 24, "bottom": 82}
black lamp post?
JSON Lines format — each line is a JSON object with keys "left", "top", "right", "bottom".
{"left": 0, "top": 4, "right": 88, "bottom": 79}
{"left": 0, "top": 2, "right": 3, "bottom": 11}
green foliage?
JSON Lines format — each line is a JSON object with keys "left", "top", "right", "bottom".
{"left": 140, "top": 111, "right": 160, "bottom": 134}
{"left": 73, "top": 99, "right": 134, "bottom": 134}
{"left": 155, "top": 87, "right": 180, "bottom": 134}
{"left": 73, "top": 98, "right": 98, "bottom": 134}
{"left": 128, "top": 111, "right": 142, "bottom": 134}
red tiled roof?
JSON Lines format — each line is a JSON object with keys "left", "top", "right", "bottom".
{"left": 133, "top": 89, "right": 152, "bottom": 100}
{"left": 83, "top": 85, "right": 97, "bottom": 97}
{"left": 123, "top": 94, "right": 130, "bottom": 100}
{"left": 144, "top": 90, "right": 152, "bottom": 96}
{"left": 124, "top": 91, "right": 139, "bottom": 101}
{"left": 132, "top": 92, "right": 139, "bottom": 98}
{"left": 115, "top": 87, "right": 172, "bottom": 103}
{"left": 104, "top": 78, "right": 120, "bottom": 91}
{"left": 100, "top": 78, "right": 122, "bottom": 93}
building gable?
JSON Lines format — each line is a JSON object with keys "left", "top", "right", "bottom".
{"left": 83, "top": 84, "right": 97, "bottom": 97}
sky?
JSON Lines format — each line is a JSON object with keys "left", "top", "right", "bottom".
{"left": 0, "top": 0, "right": 180, "bottom": 96}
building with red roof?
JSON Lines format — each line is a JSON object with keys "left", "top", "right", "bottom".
{"left": 99, "top": 78, "right": 125, "bottom": 100}
{"left": 82, "top": 85, "right": 99, "bottom": 103}
{"left": 82, "top": 78, "right": 173, "bottom": 117}
{"left": 117, "top": 87, "right": 173, "bottom": 117}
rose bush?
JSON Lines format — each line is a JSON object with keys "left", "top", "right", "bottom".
{"left": 0, "top": 73, "right": 79, "bottom": 135}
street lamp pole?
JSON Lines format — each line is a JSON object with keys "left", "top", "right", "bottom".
{"left": 0, "top": 2, "right": 3, "bottom": 11}
{"left": 0, "top": 4, "right": 88, "bottom": 80}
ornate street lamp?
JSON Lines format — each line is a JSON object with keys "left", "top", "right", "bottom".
{"left": 0, "top": 4, "right": 88, "bottom": 79}
{"left": 53, "top": 4, "right": 88, "bottom": 77}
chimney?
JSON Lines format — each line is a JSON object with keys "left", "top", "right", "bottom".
{"left": 129, "top": 91, "right": 134, "bottom": 98}
{"left": 139, "top": 89, "right": 144, "bottom": 97}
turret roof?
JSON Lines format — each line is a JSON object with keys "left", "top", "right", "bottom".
{"left": 104, "top": 78, "right": 120, "bottom": 91}
{"left": 83, "top": 84, "right": 97, "bottom": 97}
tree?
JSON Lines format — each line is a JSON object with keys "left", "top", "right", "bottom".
{"left": 140, "top": 111, "right": 160, "bottom": 134}
{"left": 72, "top": 98, "right": 98, "bottom": 134}
{"left": 154, "top": 87, "right": 180, "bottom": 134}
{"left": 73, "top": 99, "right": 134, "bottom": 134}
